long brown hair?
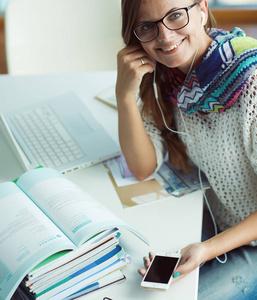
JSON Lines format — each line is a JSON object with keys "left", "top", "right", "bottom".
{"left": 121, "top": 0, "right": 216, "bottom": 172}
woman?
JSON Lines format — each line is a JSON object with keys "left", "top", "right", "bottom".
{"left": 116, "top": 0, "right": 257, "bottom": 298}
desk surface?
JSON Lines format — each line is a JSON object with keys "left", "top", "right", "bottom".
{"left": 0, "top": 71, "right": 203, "bottom": 300}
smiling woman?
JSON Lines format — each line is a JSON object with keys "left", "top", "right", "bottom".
{"left": 117, "top": 0, "right": 215, "bottom": 176}
{"left": 116, "top": 0, "right": 257, "bottom": 299}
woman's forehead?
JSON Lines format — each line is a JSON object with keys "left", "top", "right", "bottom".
{"left": 137, "top": 0, "right": 193, "bottom": 22}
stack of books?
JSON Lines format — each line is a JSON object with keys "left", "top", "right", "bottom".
{"left": 0, "top": 167, "right": 147, "bottom": 300}
{"left": 23, "top": 229, "right": 129, "bottom": 299}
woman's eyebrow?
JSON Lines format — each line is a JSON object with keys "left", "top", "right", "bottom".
{"left": 137, "top": 7, "right": 180, "bottom": 25}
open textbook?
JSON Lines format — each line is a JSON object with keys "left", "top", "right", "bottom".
{"left": 0, "top": 167, "right": 147, "bottom": 300}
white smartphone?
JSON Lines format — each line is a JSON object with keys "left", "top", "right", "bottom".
{"left": 140, "top": 252, "right": 181, "bottom": 290}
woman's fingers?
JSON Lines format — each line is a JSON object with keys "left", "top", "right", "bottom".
{"left": 138, "top": 56, "right": 155, "bottom": 68}
{"left": 117, "top": 45, "right": 155, "bottom": 70}
{"left": 138, "top": 268, "right": 146, "bottom": 276}
{"left": 149, "top": 251, "right": 154, "bottom": 260}
{"left": 116, "top": 45, "right": 155, "bottom": 99}
{"left": 138, "top": 252, "right": 155, "bottom": 277}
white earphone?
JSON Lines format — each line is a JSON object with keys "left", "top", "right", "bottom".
{"left": 200, "top": 11, "right": 205, "bottom": 30}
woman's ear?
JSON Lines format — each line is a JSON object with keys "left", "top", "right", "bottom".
{"left": 199, "top": 0, "right": 209, "bottom": 27}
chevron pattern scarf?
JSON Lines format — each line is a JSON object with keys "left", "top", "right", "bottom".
{"left": 166, "top": 28, "right": 257, "bottom": 114}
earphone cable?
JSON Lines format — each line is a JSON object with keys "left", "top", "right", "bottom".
{"left": 153, "top": 65, "right": 188, "bottom": 136}
{"left": 153, "top": 46, "right": 227, "bottom": 265}
{"left": 197, "top": 164, "right": 228, "bottom": 264}
{"left": 178, "top": 104, "right": 228, "bottom": 265}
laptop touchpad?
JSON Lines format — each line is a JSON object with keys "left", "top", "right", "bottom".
{"left": 64, "top": 114, "right": 95, "bottom": 135}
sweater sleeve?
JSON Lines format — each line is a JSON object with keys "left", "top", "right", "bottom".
{"left": 242, "top": 69, "right": 257, "bottom": 174}
{"left": 138, "top": 101, "right": 167, "bottom": 171}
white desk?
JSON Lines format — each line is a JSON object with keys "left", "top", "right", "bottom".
{"left": 0, "top": 71, "right": 203, "bottom": 300}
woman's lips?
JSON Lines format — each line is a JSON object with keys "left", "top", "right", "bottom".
{"left": 158, "top": 38, "right": 185, "bottom": 54}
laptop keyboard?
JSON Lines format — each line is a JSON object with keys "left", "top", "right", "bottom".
{"left": 11, "top": 105, "right": 84, "bottom": 168}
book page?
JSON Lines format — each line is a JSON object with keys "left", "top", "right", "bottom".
{"left": 0, "top": 182, "right": 75, "bottom": 300}
{"left": 17, "top": 168, "right": 148, "bottom": 247}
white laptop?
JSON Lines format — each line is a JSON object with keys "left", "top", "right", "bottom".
{"left": 0, "top": 92, "right": 121, "bottom": 173}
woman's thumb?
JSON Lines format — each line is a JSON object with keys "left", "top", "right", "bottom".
{"left": 173, "top": 256, "right": 198, "bottom": 279}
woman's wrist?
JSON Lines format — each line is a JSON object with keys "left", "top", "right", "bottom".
{"left": 116, "top": 94, "right": 140, "bottom": 116}
{"left": 200, "top": 239, "right": 216, "bottom": 263}
{"left": 201, "top": 233, "right": 230, "bottom": 262}
{"left": 115, "top": 80, "right": 139, "bottom": 105}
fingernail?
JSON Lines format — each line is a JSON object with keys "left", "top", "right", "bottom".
{"left": 143, "top": 257, "right": 146, "bottom": 264}
{"left": 138, "top": 270, "right": 142, "bottom": 275}
{"left": 173, "top": 272, "right": 180, "bottom": 278}
{"left": 148, "top": 252, "right": 151, "bottom": 258}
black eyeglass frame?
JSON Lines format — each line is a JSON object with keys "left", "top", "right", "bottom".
{"left": 133, "top": 1, "right": 200, "bottom": 43}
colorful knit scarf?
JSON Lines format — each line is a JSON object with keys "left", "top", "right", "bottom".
{"left": 166, "top": 28, "right": 257, "bottom": 114}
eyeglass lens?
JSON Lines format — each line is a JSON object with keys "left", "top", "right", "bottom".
{"left": 135, "top": 9, "right": 188, "bottom": 42}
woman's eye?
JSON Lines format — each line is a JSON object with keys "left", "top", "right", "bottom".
{"left": 169, "top": 12, "right": 181, "bottom": 20}
{"left": 140, "top": 23, "right": 154, "bottom": 32}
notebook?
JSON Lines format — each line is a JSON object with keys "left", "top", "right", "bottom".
{"left": 0, "top": 92, "right": 121, "bottom": 173}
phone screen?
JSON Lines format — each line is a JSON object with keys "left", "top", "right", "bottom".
{"left": 143, "top": 255, "right": 179, "bottom": 284}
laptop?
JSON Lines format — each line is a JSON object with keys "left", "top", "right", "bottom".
{"left": 0, "top": 92, "right": 121, "bottom": 173}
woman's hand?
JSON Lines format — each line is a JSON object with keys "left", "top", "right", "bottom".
{"left": 115, "top": 45, "right": 157, "bottom": 180}
{"left": 116, "top": 45, "right": 155, "bottom": 101}
{"left": 172, "top": 243, "right": 207, "bottom": 281}
{"left": 174, "top": 210, "right": 257, "bottom": 281}
{"left": 138, "top": 211, "right": 257, "bottom": 283}
{"left": 138, "top": 244, "right": 207, "bottom": 282}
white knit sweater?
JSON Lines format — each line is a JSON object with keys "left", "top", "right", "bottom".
{"left": 141, "top": 70, "right": 257, "bottom": 246}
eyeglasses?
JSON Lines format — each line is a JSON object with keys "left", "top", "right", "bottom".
{"left": 133, "top": 2, "right": 200, "bottom": 43}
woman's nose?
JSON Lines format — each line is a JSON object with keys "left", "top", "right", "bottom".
{"left": 157, "top": 22, "right": 175, "bottom": 42}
